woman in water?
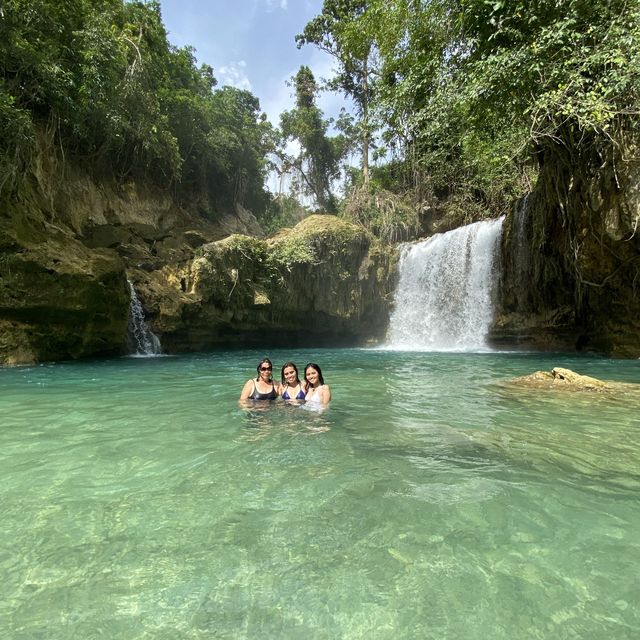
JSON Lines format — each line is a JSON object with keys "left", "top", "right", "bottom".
{"left": 239, "top": 358, "right": 279, "bottom": 400}
{"left": 303, "top": 362, "right": 331, "bottom": 405}
{"left": 279, "top": 362, "right": 307, "bottom": 401}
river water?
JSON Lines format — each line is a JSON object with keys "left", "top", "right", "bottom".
{"left": 2, "top": 348, "right": 639, "bottom": 639}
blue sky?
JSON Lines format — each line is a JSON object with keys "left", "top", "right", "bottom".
{"left": 158, "top": 0, "right": 345, "bottom": 127}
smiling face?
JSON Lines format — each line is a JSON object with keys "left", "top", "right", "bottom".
{"left": 283, "top": 365, "right": 298, "bottom": 385}
{"left": 305, "top": 366, "right": 320, "bottom": 387}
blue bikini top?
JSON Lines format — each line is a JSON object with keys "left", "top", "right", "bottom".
{"left": 282, "top": 386, "right": 306, "bottom": 400}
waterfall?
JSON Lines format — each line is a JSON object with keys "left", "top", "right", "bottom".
{"left": 385, "top": 217, "right": 504, "bottom": 351}
{"left": 126, "top": 280, "right": 162, "bottom": 356}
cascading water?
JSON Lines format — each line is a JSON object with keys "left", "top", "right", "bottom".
{"left": 385, "top": 217, "right": 504, "bottom": 351}
{"left": 126, "top": 280, "right": 162, "bottom": 356}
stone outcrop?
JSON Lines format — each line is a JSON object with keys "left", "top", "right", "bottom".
{"left": 155, "top": 215, "right": 397, "bottom": 351}
{"left": 0, "top": 221, "right": 129, "bottom": 364}
{"left": 492, "top": 140, "right": 640, "bottom": 357}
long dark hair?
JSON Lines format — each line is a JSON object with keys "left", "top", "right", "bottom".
{"left": 280, "top": 361, "right": 301, "bottom": 386}
{"left": 304, "top": 362, "right": 325, "bottom": 386}
{"left": 255, "top": 357, "right": 273, "bottom": 382}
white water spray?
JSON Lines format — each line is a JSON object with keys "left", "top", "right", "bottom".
{"left": 127, "top": 280, "right": 162, "bottom": 356}
{"left": 385, "top": 217, "right": 504, "bottom": 351}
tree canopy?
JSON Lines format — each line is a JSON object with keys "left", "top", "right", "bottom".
{"left": 0, "top": 0, "right": 272, "bottom": 213}
{"left": 299, "top": 0, "right": 640, "bottom": 215}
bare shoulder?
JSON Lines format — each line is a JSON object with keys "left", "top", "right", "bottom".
{"left": 239, "top": 378, "right": 254, "bottom": 400}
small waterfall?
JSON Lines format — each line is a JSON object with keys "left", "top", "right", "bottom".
{"left": 512, "top": 193, "right": 533, "bottom": 308}
{"left": 126, "top": 280, "right": 162, "bottom": 356}
{"left": 385, "top": 217, "right": 504, "bottom": 351}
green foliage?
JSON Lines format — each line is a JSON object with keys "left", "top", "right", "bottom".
{"left": 215, "top": 234, "right": 267, "bottom": 262}
{"left": 0, "top": 0, "right": 272, "bottom": 214}
{"left": 341, "top": 183, "right": 420, "bottom": 244}
{"left": 269, "top": 214, "right": 365, "bottom": 272}
{"left": 301, "top": 0, "right": 640, "bottom": 224}
{"left": 268, "top": 233, "right": 318, "bottom": 271}
{"left": 0, "top": 87, "right": 34, "bottom": 192}
{"left": 455, "top": 0, "right": 640, "bottom": 148}
{"left": 259, "top": 194, "right": 309, "bottom": 236}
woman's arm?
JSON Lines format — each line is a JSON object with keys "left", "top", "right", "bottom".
{"left": 239, "top": 379, "right": 254, "bottom": 400}
{"left": 320, "top": 385, "right": 332, "bottom": 404}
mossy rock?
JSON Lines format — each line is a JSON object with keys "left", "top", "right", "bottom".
{"left": 507, "top": 367, "right": 639, "bottom": 393}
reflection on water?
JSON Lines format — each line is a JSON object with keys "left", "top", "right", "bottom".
{"left": 239, "top": 402, "right": 332, "bottom": 439}
{"left": 1, "top": 349, "right": 640, "bottom": 639}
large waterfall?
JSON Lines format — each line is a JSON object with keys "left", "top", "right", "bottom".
{"left": 385, "top": 217, "right": 504, "bottom": 351}
{"left": 126, "top": 280, "right": 162, "bottom": 356}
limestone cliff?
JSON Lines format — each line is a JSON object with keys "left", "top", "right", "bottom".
{"left": 493, "top": 141, "right": 640, "bottom": 357}
{"left": 155, "top": 216, "right": 396, "bottom": 351}
{"left": 1, "top": 145, "right": 396, "bottom": 364}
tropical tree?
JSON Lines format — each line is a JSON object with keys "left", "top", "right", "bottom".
{"left": 279, "top": 65, "right": 343, "bottom": 212}
{"left": 358, "top": 0, "right": 640, "bottom": 207}
{"left": 296, "top": 0, "right": 375, "bottom": 185}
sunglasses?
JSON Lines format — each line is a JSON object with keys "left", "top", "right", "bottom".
{"left": 260, "top": 366, "right": 272, "bottom": 371}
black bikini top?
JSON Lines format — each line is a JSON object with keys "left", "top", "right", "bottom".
{"left": 248, "top": 381, "right": 277, "bottom": 400}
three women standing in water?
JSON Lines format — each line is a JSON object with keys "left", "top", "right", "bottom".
{"left": 239, "top": 358, "right": 331, "bottom": 405}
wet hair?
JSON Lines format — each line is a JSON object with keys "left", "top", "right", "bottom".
{"left": 280, "top": 362, "right": 301, "bottom": 386}
{"left": 255, "top": 357, "right": 273, "bottom": 381}
{"left": 304, "top": 362, "right": 325, "bottom": 386}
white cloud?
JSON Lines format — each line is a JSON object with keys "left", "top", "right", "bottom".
{"left": 264, "top": 0, "right": 288, "bottom": 10}
{"left": 217, "top": 60, "right": 252, "bottom": 91}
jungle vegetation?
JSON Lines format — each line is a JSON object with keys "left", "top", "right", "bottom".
{"left": 0, "top": 0, "right": 273, "bottom": 213}
{"left": 2, "top": 0, "right": 639, "bottom": 235}
{"left": 298, "top": 0, "right": 640, "bottom": 232}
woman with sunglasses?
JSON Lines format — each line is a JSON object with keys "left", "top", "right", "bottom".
{"left": 303, "top": 362, "right": 331, "bottom": 405}
{"left": 278, "top": 362, "right": 307, "bottom": 402}
{"left": 239, "top": 358, "right": 279, "bottom": 400}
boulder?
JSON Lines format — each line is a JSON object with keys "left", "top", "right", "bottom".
{"left": 508, "top": 367, "right": 637, "bottom": 392}
{"left": 158, "top": 215, "right": 398, "bottom": 351}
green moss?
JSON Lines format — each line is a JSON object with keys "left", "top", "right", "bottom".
{"left": 267, "top": 215, "right": 368, "bottom": 271}
{"left": 268, "top": 233, "right": 318, "bottom": 270}
{"left": 198, "top": 234, "right": 267, "bottom": 262}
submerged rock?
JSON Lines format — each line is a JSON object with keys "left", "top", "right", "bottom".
{"left": 509, "top": 367, "right": 637, "bottom": 392}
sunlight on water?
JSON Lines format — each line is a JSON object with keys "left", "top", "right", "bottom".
{"left": 1, "top": 349, "right": 639, "bottom": 639}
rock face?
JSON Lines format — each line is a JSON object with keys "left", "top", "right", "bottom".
{"left": 158, "top": 215, "right": 397, "bottom": 351}
{"left": 493, "top": 142, "right": 640, "bottom": 357}
{"left": 1, "top": 146, "right": 396, "bottom": 364}
{"left": 0, "top": 221, "right": 129, "bottom": 365}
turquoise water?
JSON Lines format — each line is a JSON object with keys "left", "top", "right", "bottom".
{"left": 1, "top": 348, "right": 639, "bottom": 639}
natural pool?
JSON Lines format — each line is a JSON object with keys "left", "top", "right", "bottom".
{"left": 1, "top": 348, "right": 639, "bottom": 639}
